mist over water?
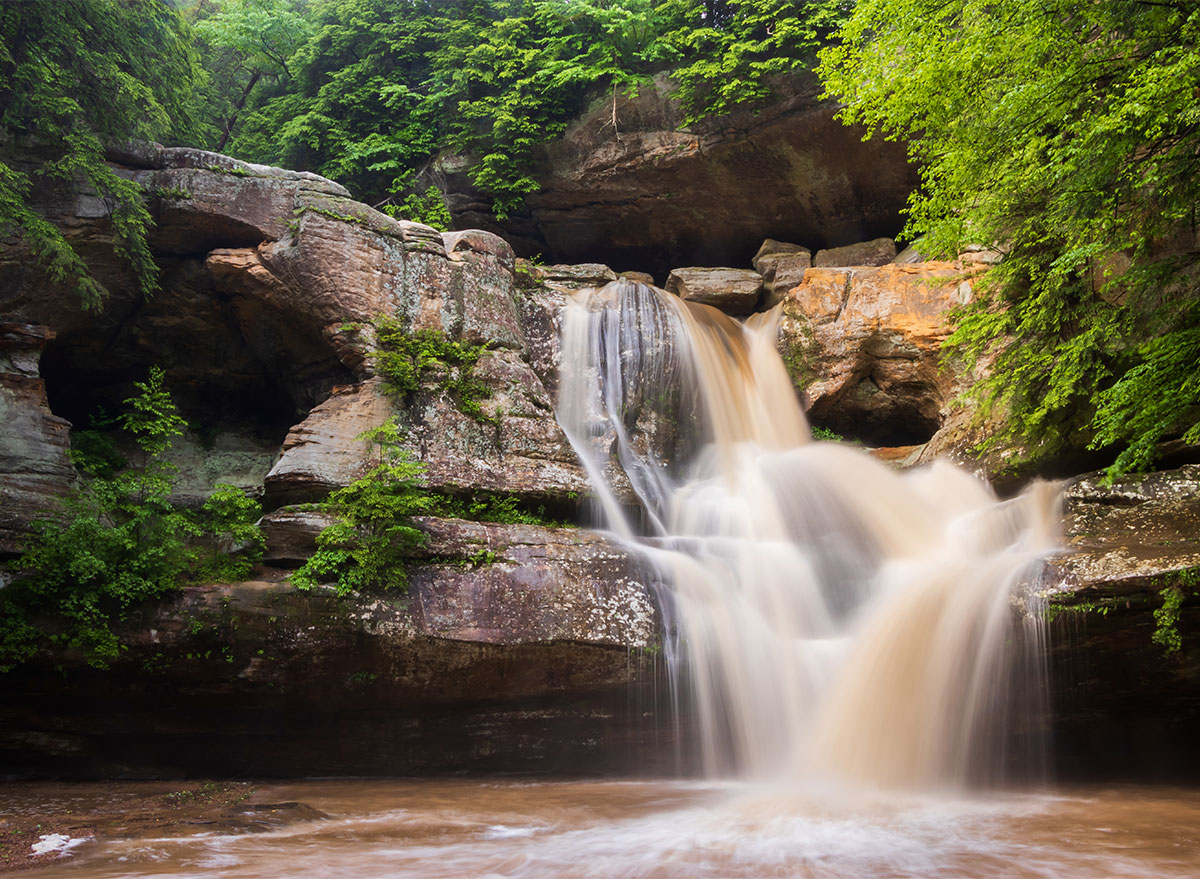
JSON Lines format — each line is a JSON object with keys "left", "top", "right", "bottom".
{"left": 557, "top": 279, "right": 1059, "bottom": 787}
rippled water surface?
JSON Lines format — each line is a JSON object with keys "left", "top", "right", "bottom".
{"left": 24, "top": 780, "right": 1200, "bottom": 878}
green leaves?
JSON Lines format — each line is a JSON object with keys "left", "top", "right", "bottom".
{"left": 292, "top": 417, "right": 434, "bottom": 595}
{"left": 0, "top": 368, "right": 264, "bottom": 671}
{"left": 121, "top": 366, "right": 187, "bottom": 457}
{"left": 371, "top": 319, "right": 494, "bottom": 423}
{"left": 0, "top": 0, "right": 201, "bottom": 308}
{"left": 820, "top": 0, "right": 1200, "bottom": 475}
{"left": 210, "top": 1, "right": 848, "bottom": 216}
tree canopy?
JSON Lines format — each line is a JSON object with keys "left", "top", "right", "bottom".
{"left": 195, "top": 0, "right": 845, "bottom": 215}
{"left": 0, "top": 0, "right": 201, "bottom": 308}
{"left": 820, "top": 0, "right": 1200, "bottom": 473}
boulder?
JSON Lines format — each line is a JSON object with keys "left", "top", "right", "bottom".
{"left": 665, "top": 267, "right": 763, "bottom": 315}
{"left": 778, "top": 262, "right": 980, "bottom": 444}
{"left": 812, "top": 237, "right": 898, "bottom": 268}
{"left": 753, "top": 240, "right": 813, "bottom": 309}
{"left": 529, "top": 262, "right": 618, "bottom": 288}
{"left": 618, "top": 270, "right": 657, "bottom": 285}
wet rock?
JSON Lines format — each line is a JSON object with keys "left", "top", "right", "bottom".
{"left": 665, "top": 267, "right": 763, "bottom": 316}
{"left": 1048, "top": 465, "right": 1200, "bottom": 593}
{"left": 618, "top": 270, "right": 656, "bottom": 285}
{"left": 1043, "top": 464, "right": 1200, "bottom": 781}
{"left": 753, "top": 240, "right": 812, "bottom": 308}
{"left": 778, "top": 262, "right": 980, "bottom": 445}
{"left": 0, "top": 527, "right": 668, "bottom": 777}
{"left": 812, "top": 237, "right": 898, "bottom": 268}
{"left": 530, "top": 263, "right": 618, "bottom": 288}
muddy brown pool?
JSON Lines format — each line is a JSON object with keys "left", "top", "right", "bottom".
{"left": 7, "top": 779, "right": 1199, "bottom": 878}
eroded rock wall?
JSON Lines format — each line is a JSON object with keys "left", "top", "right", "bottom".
{"left": 437, "top": 75, "right": 918, "bottom": 280}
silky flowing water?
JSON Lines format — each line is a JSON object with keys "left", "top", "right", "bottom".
{"left": 557, "top": 280, "right": 1057, "bottom": 784}
{"left": 12, "top": 279, "right": 1198, "bottom": 875}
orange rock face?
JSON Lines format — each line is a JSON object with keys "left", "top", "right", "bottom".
{"left": 779, "top": 262, "right": 983, "bottom": 445}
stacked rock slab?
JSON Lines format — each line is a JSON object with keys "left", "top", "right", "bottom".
{"left": 665, "top": 266, "right": 764, "bottom": 315}
{"left": 812, "top": 236, "right": 898, "bottom": 268}
{"left": 1042, "top": 465, "right": 1200, "bottom": 781}
{"left": 753, "top": 239, "right": 811, "bottom": 308}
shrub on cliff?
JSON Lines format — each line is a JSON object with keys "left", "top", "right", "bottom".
{"left": 291, "top": 418, "right": 435, "bottom": 595}
{"left": 820, "top": 0, "right": 1200, "bottom": 475}
{"left": 0, "top": 368, "right": 264, "bottom": 671}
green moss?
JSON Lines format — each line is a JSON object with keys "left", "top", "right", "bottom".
{"left": 434, "top": 492, "right": 574, "bottom": 528}
{"left": 152, "top": 186, "right": 192, "bottom": 200}
{"left": 372, "top": 317, "right": 494, "bottom": 424}
{"left": 1045, "top": 566, "right": 1198, "bottom": 656}
{"left": 780, "top": 317, "right": 820, "bottom": 388}
{"left": 205, "top": 163, "right": 249, "bottom": 177}
{"left": 307, "top": 206, "right": 363, "bottom": 225}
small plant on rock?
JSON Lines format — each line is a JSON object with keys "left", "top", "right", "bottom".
{"left": 291, "top": 417, "right": 435, "bottom": 595}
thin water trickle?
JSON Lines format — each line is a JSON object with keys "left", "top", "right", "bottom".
{"left": 557, "top": 279, "right": 1059, "bottom": 786}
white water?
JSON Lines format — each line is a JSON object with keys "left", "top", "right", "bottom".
{"left": 557, "top": 279, "right": 1059, "bottom": 787}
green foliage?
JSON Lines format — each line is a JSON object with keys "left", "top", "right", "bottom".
{"left": 0, "top": 0, "right": 201, "bottom": 309}
{"left": 1152, "top": 585, "right": 1186, "bottom": 657}
{"left": 208, "top": 0, "right": 847, "bottom": 215}
{"left": 289, "top": 417, "right": 574, "bottom": 594}
{"left": 381, "top": 186, "right": 452, "bottom": 231}
{"left": 434, "top": 492, "right": 573, "bottom": 528}
{"left": 809, "top": 425, "right": 842, "bottom": 442}
{"left": 820, "top": 0, "right": 1200, "bottom": 476}
{"left": 291, "top": 418, "right": 435, "bottom": 595}
{"left": 189, "top": 0, "right": 312, "bottom": 150}
{"left": 1152, "top": 568, "right": 1198, "bottom": 656}
{"left": 372, "top": 318, "right": 494, "bottom": 423}
{"left": 0, "top": 369, "right": 264, "bottom": 671}
{"left": 670, "top": 0, "right": 849, "bottom": 121}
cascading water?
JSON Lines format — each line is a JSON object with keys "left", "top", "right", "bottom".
{"left": 557, "top": 279, "right": 1059, "bottom": 788}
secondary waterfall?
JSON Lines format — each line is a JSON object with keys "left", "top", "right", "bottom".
{"left": 557, "top": 279, "right": 1059, "bottom": 788}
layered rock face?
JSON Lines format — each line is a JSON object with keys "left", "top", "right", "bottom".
{"left": 1043, "top": 466, "right": 1200, "bottom": 781}
{"left": 1, "top": 144, "right": 1196, "bottom": 782}
{"left": 437, "top": 76, "right": 918, "bottom": 280}
{"left": 0, "top": 145, "right": 596, "bottom": 529}
{"left": 0, "top": 146, "right": 671, "bottom": 777}
{"left": 0, "top": 519, "right": 672, "bottom": 778}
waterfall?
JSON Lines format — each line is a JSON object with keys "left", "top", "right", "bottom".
{"left": 556, "top": 279, "right": 1058, "bottom": 788}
